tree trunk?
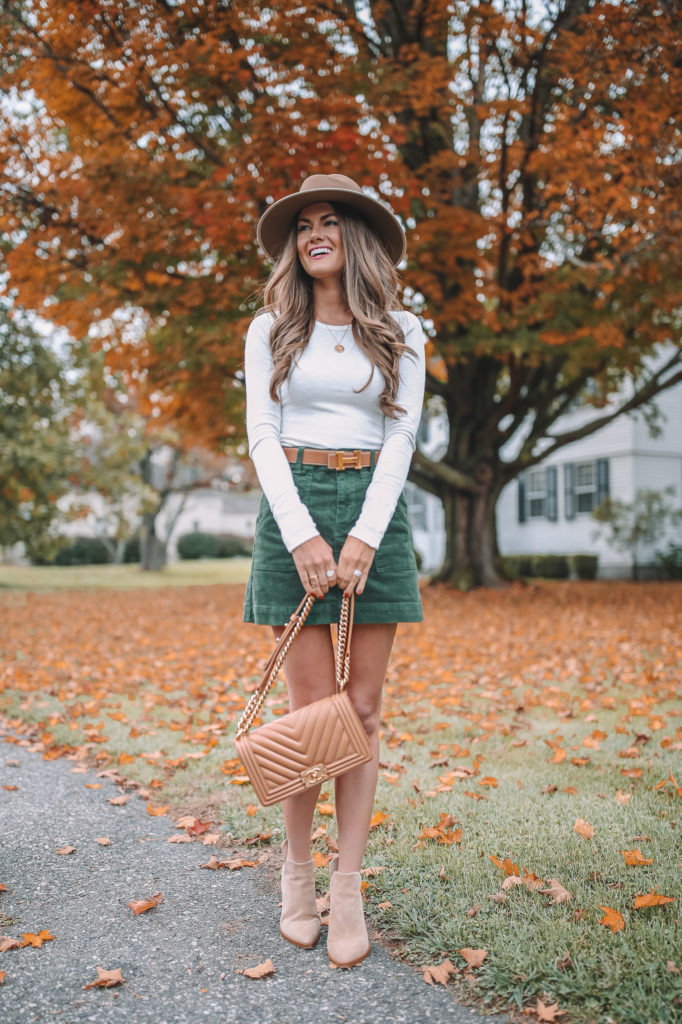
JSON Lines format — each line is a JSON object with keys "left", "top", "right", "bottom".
{"left": 140, "top": 515, "right": 167, "bottom": 572}
{"left": 429, "top": 474, "right": 507, "bottom": 589}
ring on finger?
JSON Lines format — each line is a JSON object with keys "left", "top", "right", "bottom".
{"left": 352, "top": 569, "right": 362, "bottom": 577}
{"left": 326, "top": 569, "right": 335, "bottom": 579}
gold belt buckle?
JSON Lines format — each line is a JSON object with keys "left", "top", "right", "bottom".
{"left": 301, "top": 764, "right": 330, "bottom": 787}
{"left": 335, "top": 450, "right": 363, "bottom": 470}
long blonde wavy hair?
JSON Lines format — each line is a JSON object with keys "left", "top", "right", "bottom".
{"left": 260, "top": 204, "right": 413, "bottom": 418}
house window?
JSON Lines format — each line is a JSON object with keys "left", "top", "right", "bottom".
{"left": 518, "top": 466, "right": 558, "bottom": 523}
{"left": 527, "top": 469, "right": 547, "bottom": 518}
{"left": 405, "top": 484, "right": 427, "bottom": 531}
{"left": 575, "top": 462, "right": 596, "bottom": 513}
{"left": 565, "top": 458, "right": 609, "bottom": 519}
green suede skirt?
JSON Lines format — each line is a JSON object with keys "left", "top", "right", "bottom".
{"left": 243, "top": 449, "right": 423, "bottom": 626}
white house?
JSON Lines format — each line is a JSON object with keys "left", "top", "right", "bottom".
{"left": 408, "top": 378, "right": 682, "bottom": 577}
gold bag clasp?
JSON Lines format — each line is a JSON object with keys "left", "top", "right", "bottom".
{"left": 301, "top": 764, "right": 330, "bottom": 788}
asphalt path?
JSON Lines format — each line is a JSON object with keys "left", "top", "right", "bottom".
{"left": 0, "top": 727, "right": 508, "bottom": 1024}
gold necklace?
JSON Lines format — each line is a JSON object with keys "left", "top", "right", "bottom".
{"left": 320, "top": 321, "right": 352, "bottom": 353}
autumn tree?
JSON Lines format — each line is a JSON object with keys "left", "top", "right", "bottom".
{"left": 0, "top": 303, "right": 78, "bottom": 558}
{"left": 1, "top": 0, "right": 680, "bottom": 586}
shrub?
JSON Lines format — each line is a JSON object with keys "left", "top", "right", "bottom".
{"left": 568, "top": 554, "right": 599, "bottom": 580}
{"left": 123, "top": 536, "right": 141, "bottom": 563}
{"left": 38, "top": 535, "right": 113, "bottom": 566}
{"left": 530, "top": 554, "right": 570, "bottom": 579}
{"left": 655, "top": 542, "right": 682, "bottom": 580}
{"left": 501, "top": 554, "right": 534, "bottom": 579}
{"left": 215, "top": 533, "right": 253, "bottom": 558}
{"left": 176, "top": 531, "right": 220, "bottom": 559}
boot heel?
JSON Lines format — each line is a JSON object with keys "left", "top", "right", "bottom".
{"left": 327, "top": 871, "right": 370, "bottom": 967}
{"left": 279, "top": 840, "right": 321, "bottom": 948}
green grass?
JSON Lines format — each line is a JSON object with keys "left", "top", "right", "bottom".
{"left": 0, "top": 558, "right": 252, "bottom": 591}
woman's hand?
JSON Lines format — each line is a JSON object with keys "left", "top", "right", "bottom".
{"left": 336, "top": 536, "right": 376, "bottom": 596}
{"left": 291, "top": 535, "right": 337, "bottom": 597}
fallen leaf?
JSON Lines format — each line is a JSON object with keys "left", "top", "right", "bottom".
{"left": 0, "top": 884, "right": 7, "bottom": 892}
{"left": 95, "top": 837, "right": 111, "bottom": 846}
{"left": 21, "top": 930, "right": 55, "bottom": 948}
{"left": 83, "top": 967, "right": 125, "bottom": 989}
{"left": 539, "top": 879, "right": 572, "bottom": 904}
{"left": 0, "top": 937, "right": 22, "bottom": 951}
{"left": 598, "top": 906, "right": 625, "bottom": 932}
{"left": 56, "top": 846, "right": 77, "bottom": 855}
{"left": 238, "top": 959, "right": 275, "bottom": 979}
{"left": 200, "top": 855, "right": 225, "bottom": 870}
{"left": 146, "top": 803, "right": 169, "bottom": 816}
{"left": 312, "top": 852, "right": 331, "bottom": 867}
{"left": 126, "top": 892, "right": 162, "bottom": 915}
{"left": 422, "top": 958, "right": 456, "bottom": 986}
{"left": 633, "top": 889, "right": 676, "bottom": 908}
{"left": 490, "top": 855, "right": 520, "bottom": 876}
{"left": 574, "top": 818, "right": 594, "bottom": 840}
{"left": 467, "top": 904, "right": 481, "bottom": 918}
{"left": 369, "top": 811, "right": 388, "bottom": 828}
{"left": 458, "top": 947, "right": 487, "bottom": 969}
{"left": 0, "top": 970, "right": 4, "bottom": 983}
{"left": 667, "top": 961, "right": 680, "bottom": 974}
{"left": 621, "top": 849, "right": 653, "bottom": 866}
{"left": 84, "top": 783, "right": 101, "bottom": 789}
{"left": 108, "top": 794, "right": 129, "bottom": 806}
{"left": 377, "top": 900, "right": 393, "bottom": 910}
{"left": 168, "top": 834, "right": 192, "bottom": 844}
{"left": 536, "top": 998, "right": 565, "bottom": 1020}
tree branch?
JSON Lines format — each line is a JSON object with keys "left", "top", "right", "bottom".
{"left": 411, "top": 449, "right": 479, "bottom": 492}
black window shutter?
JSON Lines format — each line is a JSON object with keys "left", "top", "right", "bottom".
{"left": 596, "top": 459, "right": 610, "bottom": 504}
{"left": 546, "top": 466, "right": 558, "bottom": 521}
{"left": 564, "top": 463, "right": 575, "bottom": 520}
{"left": 518, "top": 474, "right": 526, "bottom": 523}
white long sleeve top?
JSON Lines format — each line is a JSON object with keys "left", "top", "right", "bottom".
{"left": 244, "top": 309, "right": 426, "bottom": 553}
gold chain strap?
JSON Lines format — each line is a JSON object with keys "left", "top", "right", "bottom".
{"left": 235, "top": 593, "right": 354, "bottom": 740}
{"left": 335, "top": 592, "right": 353, "bottom": 691}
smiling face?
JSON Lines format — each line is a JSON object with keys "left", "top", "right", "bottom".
{"left": 295, "top": 202, "right": 345, "bottom": 280}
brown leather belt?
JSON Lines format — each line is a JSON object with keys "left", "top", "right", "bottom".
{"left": 282, "top": 446, "right": 379, "bottom": 471}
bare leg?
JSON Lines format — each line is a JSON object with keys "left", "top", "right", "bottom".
{"left": 334, "top": 622, "right": 397, "bottom": 872}
{"left": 273, "top": 624, "right": 336, "bottom": 862}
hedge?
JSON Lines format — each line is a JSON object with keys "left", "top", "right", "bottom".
{"left": 176, "top": 531, "right": 253, "bottom": 560}
{"left": 502, "top": 553, "right": 598, "bottom": 580}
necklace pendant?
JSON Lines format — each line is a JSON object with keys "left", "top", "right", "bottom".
{"left": 334, "top": 343, "right": 345, "bottom": 353}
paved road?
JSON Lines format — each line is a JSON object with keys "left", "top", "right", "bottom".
{"left": 0, "top": 727, "right": 507, "bottom": 1024}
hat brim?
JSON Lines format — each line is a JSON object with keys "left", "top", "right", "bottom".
{"left": 256, "top": 186, "right": 406, "bottom": 266}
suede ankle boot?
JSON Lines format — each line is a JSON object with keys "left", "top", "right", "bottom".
{"left": 327, "top": 870, "right": 370, "bottom": 967}
{"left": 279, "top": 839, "right": 321, "bottom": 949}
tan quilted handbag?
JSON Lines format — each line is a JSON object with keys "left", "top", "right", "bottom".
{"left": 235, "top": 593, "right": 371, "bottom": 806}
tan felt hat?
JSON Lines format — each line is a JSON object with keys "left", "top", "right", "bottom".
{"left": 256, "top": 173, "right": 406, "bottom": 265}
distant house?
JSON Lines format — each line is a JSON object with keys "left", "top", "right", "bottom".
{"left": 159, "top": 488, "right": 261, "bottom": 560}
{"left": 408, "top": 378, "right": 682, "bottom": 578}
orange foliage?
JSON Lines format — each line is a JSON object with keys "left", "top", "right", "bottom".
{"left": 1, "top": 582, "right": 679, "bottom": 777}
{"left": 0, "top": 2, "right": 680, "bottom": 453}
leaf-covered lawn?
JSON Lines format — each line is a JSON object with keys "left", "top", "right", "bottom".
{"left": 1, "top": 581, "right": 680, "bottom": 1023}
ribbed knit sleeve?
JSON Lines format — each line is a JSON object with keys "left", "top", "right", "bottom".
{"left": 347, "top": 313, "right": 426, "bottom": 549}
{"left": 244, "top": 314, "right": 320, "bottom": 553}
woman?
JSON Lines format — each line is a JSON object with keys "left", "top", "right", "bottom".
{"left": 243, "top": 172, "right": 426, "bottom": 967}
